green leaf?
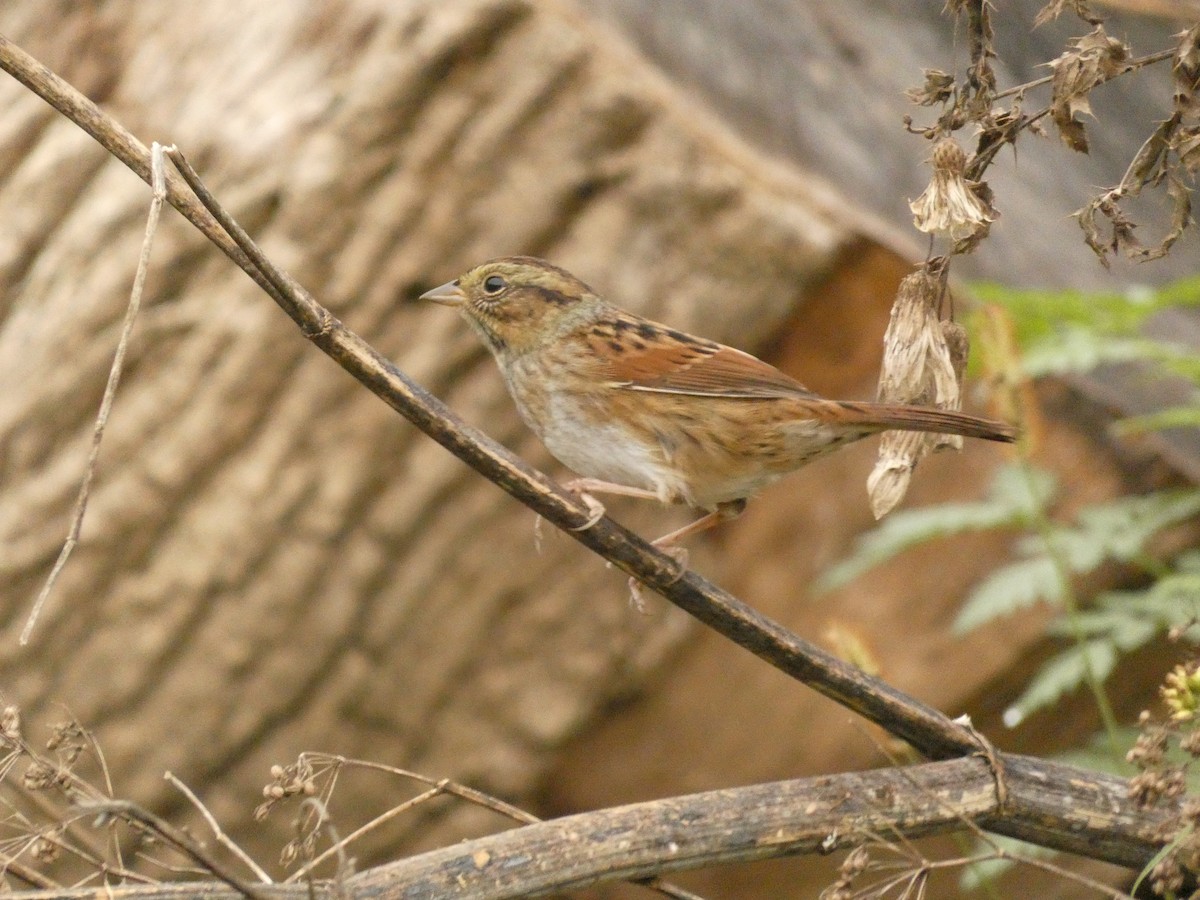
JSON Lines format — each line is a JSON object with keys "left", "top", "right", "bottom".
{"left": 1045, "top": 607, "right": 1159, "bottom": 652}
{"left": 1055, "top": 727, "right": 1141, "bottom": 776}
{"left": 1115, "top": 403, "right": 1200, "bottom": 435}
{"left": 970, "top": 277, "right": 1200, "bottom": 344}
{"left": 1066, "top": 491, "right": 1200, "bottom": 566}
{"left": 952, "top": 489, "right": 1200, "bottom": 632}
{"left": 1093, "top": 572, "right": 1200, "bottom": 634}
{"left": 958, "top": 835, "right": 1060, "bottom": 893}
{"left": 1019, "top": 328, "right": 1182, "bottom": 378}
{"left": 953, "top": 556, "right": 1062, "bottom": 632}
{"left": 1004, "top": 639, "right": 1118, "bottom": 725}
{"left": 816, "top": 464, "right": 1056, "bottom": 592}
{"left": 1149, "top": 274, "right": 1200, "bottom": 306}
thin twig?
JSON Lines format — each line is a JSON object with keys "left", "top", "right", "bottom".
{"left": 19, "top": 143, "right": 169, "bottom": 645}
{"left": 284, "top": 756, "right": 708, "bottom": 899}
{"left": 83, "top": 726, "right": 124, "bottom": 878}
{"left": 297, "top": 799, "right": 350, "bottom": 900}
{"left": 83, "top": 801, "right": 270, "bottom": 900}
{"left": 991, "top": 48, "right": 1176, "bottom": 101}
{"left": 164, "top": 772, "right": 273, "bottom": 884}
{"left": 0, "top": 856, "right": 60, "bottom": 890}
{"left": 286, "top": 784, "right": 442, "bottom": 881}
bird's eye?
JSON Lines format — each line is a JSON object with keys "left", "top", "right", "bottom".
{"left": 483, "top": 275, "right": 507, "bottom": 295}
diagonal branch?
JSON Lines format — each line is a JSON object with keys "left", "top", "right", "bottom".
{"left": 0, "top": 30, "right": 979, "bottom": 763}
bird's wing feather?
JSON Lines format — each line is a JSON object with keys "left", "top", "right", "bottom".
{"left": 588, "top": 318, "right": 817, "bottom": 399}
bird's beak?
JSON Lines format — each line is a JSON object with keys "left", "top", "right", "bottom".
{"left": 419, "top": 280, "right": 466, "bottom": 307}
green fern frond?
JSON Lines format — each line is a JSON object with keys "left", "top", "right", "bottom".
{"left": 1019, "top": 329, "right": 1193, "bottom": 378}
{"left": 1064, "top": 491, "right": 1200, "bottom": 566}
{"left": 1045, "top": 606, "right": 1160, "bottom": 652}
{"left": 815, "top": 464, "right": 1056, "bottom": 592}
{"left": 1115, "top": 402, "right": 1200, "bottom": 435}
{"left": 953, "top": 556, "right": 1061, "bottom": 632}
{"left": 971, "top": 278, "right": 1200, "bottom": 342}
{"left": 1003, "top": 639, "right": 1119, "bottom": 726}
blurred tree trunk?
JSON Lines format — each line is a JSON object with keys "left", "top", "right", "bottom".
{"left": 0, "top": 0, "right": 865, "bottom": 863}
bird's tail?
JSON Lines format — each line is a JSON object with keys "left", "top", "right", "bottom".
{"left": 823, "top": 400, "right": 1017, "bottom": 443}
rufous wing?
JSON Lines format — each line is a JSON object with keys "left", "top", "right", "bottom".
{"left": 591, "top": 317, "right": 817, "bottom": 399}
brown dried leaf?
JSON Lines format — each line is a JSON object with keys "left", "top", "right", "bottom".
{"left": 906, "top": 69, "right": 955, "bottom": 106}
{"left": 1055, "top": 114, "right": 1090, "bottom": 153}
{"left": 1132, "top": 174, "right": 1193, "bottom": 262}
{"left": 1109, "top": 201, "right": 1141, "bottom": 255}
{"left": 1048, "top": 26, "right": 1130, "bottom": 152}
{"left": 1173, "top": 125, "right": 1200, "bottom": 175}
{"left": 1034, "top": 0, "right": 1103, "bottom": 27}
{"left": 1074, "top": 192, "right": 1139, "bottom": 268}
{"left": 963, "top": 0, "right": 997, "bottom": 103}
{"left": 1126, "top": 120, "right": 1174, "bottom": 188}
{"left": 1075, "top": 196, "right": 1107, "bottom": 264}
{"left": 1175, "top": 24, "right": 1200, "bottom": 117}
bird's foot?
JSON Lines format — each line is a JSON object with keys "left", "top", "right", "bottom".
{"left": 562, "top": 478, "right": 664, "bottom": 533}
{"left": 625, "top": 544, "right": 688, "bottom": 613}
{"left": 567, "top": 490, "right": 608, "bottom": 532}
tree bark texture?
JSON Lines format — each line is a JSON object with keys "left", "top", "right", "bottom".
{"left": 0, "top": 0, "right": 868, "bottom": 860}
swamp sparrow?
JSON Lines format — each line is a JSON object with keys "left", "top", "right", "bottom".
{"left": 422, "top": 257, "right": 1015, "bottom": 547}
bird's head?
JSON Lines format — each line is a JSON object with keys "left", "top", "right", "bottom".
{"left": 421, "top": 256, "right": 602, "bottom": 358}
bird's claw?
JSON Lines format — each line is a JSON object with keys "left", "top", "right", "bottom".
{"left": 566, "top": 487, "right": 607, "bottom": 532}
{"left": 627, "top": 577, "right": 648, "bottom": 614}
{"left": 656, "top": 544, "right": 690, "bottom": 584}
{"left": 625, "top": 545, "right": 689, "bottom": 613}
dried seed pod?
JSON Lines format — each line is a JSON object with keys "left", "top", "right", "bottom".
{"left": 909, "top": 138, "right": 996, "bottom": 242}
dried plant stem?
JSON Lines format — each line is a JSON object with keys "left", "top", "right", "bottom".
{"left": 83, "top": 801, "right": 268, "bottom": 900}
{"left": 283, "top": 757, "right": 701, "bottom": 899}
{"left": 991, "top": 47, "right": 1175, "bottom": 101}
{"left": 19, "top": 143, "right": 169, "bottom": 646}
{"left": 164, "top": 773, "right": 273, "bottom": 885}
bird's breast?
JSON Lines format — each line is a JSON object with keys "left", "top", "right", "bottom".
{"left": 503, "top": 356, "right": 685, "bottom": 503}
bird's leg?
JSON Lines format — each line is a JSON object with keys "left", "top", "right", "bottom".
{"left": 650, "top": 498, "right": 748, "bottom": 551}
{"left": 627, "top": 499, "right": 748, "bottom": 612}
{"left": 562, "top": 477, "right": 663, "bottom": 531}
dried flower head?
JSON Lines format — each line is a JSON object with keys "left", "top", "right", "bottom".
{"left": 906, "top": 69, "right": 956, "bottom": 106}
{"left": 869, "top": 265, "right": 965, "bottom": 518}
{"left": 1163, "top": 662, "right": 1200, "bottom": 722}
{"left": 31, "top": 831, "right": 62, "bottom": 863}
{"left": 22, "top": 760, "right": 57, "bottom": 791}
{"left": 255, "top": 758, "right": 318, "bottom": 821}
{"left": 1, "top": 706, "right": 21, "bottom": 743}
{"left": 909, "top": 138, "right": 997, "bottom": 244}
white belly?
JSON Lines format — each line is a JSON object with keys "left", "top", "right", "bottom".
{"left": 505, "top": 364, "right": 687, "bottom": 504}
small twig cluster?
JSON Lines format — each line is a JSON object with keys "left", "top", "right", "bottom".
{"left": 0, "top": 705, "right": 132, "bottom": 889}
{"left": 905, "top": 0, "right": 1198, "bottom": 265}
